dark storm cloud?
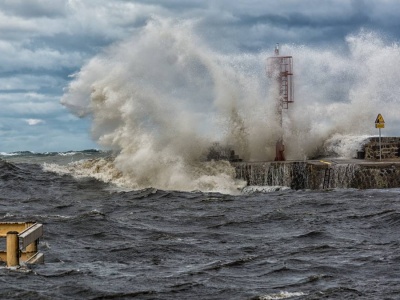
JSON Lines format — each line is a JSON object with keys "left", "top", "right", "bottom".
{"left": 193, "top": 0, "right": 398, "bottom": 50}
{"left": 237, "top": 10, "right": 371, "bottom": 29}
{"left": 111, "top": 0, "right": 400, "bottom": 52}
{"left": 222, "top": 11, "right": 372, "bottom": 49}
{"left": 124, "top": 0, "right": 206, "bottom": 10}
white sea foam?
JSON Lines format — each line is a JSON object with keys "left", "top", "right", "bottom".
{"left": 259, "top": 291, "right": 306, "bottom": 300}
{"left": 0, "top": 152, "right": 18, "bottom": 156}
{"left": 57, "top": 152, "right": 77, "bottom": 156}
{"left": 60, "top": 18, "right": 400, "bottom": 192}
{"left": 241, "top": 185, "right": 291, "bottom": 194}
{"left": 323, "top": 134, "right": 370, "bottom": 158}
{"left": 43, "top": 158, "right": 245, "bottom": 194}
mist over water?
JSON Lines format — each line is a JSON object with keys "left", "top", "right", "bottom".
{"left": 61, "top": 18, "right": 400, "bottom": 192}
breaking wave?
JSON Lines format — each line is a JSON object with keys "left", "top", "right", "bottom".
{"left": 60, "top": 17, "right": 400, "bottom": 192}
{"left": 43, "top": 157, "right": 245, "bottom": 194}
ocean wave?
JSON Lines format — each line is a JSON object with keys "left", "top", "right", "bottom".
{"left": 242, "top": 185, "right": 291, "bottom": 194}
{"left": 258, "top": 291, "right": 307, "bottom": 300}
{"left": 0, "top": 151, "right": 35, "bottom": 156}
{"left": 43, "top": 156, "right": 246, "bottom": 194}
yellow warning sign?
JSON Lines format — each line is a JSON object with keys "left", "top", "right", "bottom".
{"left": 375, "top": 114, "right": 385, "bottom": 124}
{"left": 375, "top": 113, "right": 385, "bottom": 128}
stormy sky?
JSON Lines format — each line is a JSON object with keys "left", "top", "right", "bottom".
{"left": 1, "top": 0, "right": 400, "bottom": 152}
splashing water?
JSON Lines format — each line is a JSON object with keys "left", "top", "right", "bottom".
{"left": 283, "top": 31, "right": 400, "bottom": 159}
{"left": 61, "top": 18, "right": 400, "bottom": 192}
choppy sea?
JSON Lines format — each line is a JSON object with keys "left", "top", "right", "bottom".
{"left": 0, "top": 150, "right": 399, "bottom": 299}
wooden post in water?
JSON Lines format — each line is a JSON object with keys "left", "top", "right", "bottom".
{"left": 26, "top": 241, "right": 37, "bottom": 259}
{"left": 25, "top": 222, "right": 37, "bottom": 259}
{"left": 6, "top": 231, "right": 19, "bottom": 267}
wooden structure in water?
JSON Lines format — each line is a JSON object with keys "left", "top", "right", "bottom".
{"left": 0, "top": 222, "right": 44, "bottom": 267}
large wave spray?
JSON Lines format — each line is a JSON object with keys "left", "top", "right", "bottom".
{"left": 283, "top": 31, "right": 400, "bottom": 158}
{"left": 61, "top": 18, "right": 400, "bottom": 192}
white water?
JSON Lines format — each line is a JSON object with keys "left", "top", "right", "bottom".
{"left": 60, "top": 18, "right": 400, "bottom": 192}
{"left": 241, "top": 186, "right": 291, "bottom": 194}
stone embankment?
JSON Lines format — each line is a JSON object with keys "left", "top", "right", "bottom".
{"left": 232, "top": 159, "right": 400, "bottom": 190}
{"left": 232, "top": 136, "right": 400, "bottom": 190}
{"left": 363, "top": 137, "right": 400, "bottom": 160}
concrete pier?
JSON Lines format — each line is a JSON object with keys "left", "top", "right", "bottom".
{"left": 231, "top": 136, "right": 400, "bottom": 190}
{"left": 232, "top": 159, "right": 400, "bottom": 190}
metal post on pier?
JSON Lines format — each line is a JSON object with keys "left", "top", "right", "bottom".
{"left": 379, "top": 128, "right": 382, "bottom": 161}
{"left": 375, "top": 114, "right": 385, "bottom": 161}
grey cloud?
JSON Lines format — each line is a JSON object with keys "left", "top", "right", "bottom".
{"left": 0, "top": 0, "right": 67, "bottom": 18}
{"left": 124, "top": 0, "right": 206, "bottom": 10}
{"left": 195, "top": 0, "right": 400, "bottom": 51}
{"left": 0, "top": 96, "right": 61, "bottom": 118}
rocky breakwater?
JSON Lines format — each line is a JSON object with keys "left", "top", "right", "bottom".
{"left": 363, "top": 137, "right": 400, "bottom": 160}
{"left": 351, "top": 161, "right": 400, "bottom": 189}
{"left": 232, "top": 160, "right": 400, "bottom": 190}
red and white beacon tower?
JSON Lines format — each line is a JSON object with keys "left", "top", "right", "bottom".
{"left": 267, "top": 43, "right": 294, "bottom": 161}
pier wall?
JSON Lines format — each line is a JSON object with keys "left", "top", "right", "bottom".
{"left": 233, "top": 161, "right": 400, "bottom": 190}
{"left": 363, "top": 137, "right": 400, "bottom": 160}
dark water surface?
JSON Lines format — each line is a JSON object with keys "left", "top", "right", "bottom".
{"left": 0, "top": 158, "right": 400, "bottom": 299}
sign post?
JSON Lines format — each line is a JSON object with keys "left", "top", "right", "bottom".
{"left": 375, "top": 113, "right": 385, "bottom": 161}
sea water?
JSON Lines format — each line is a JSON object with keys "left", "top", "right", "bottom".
{"left": 0, "top": 151, "right": 399, "bottom": 299}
